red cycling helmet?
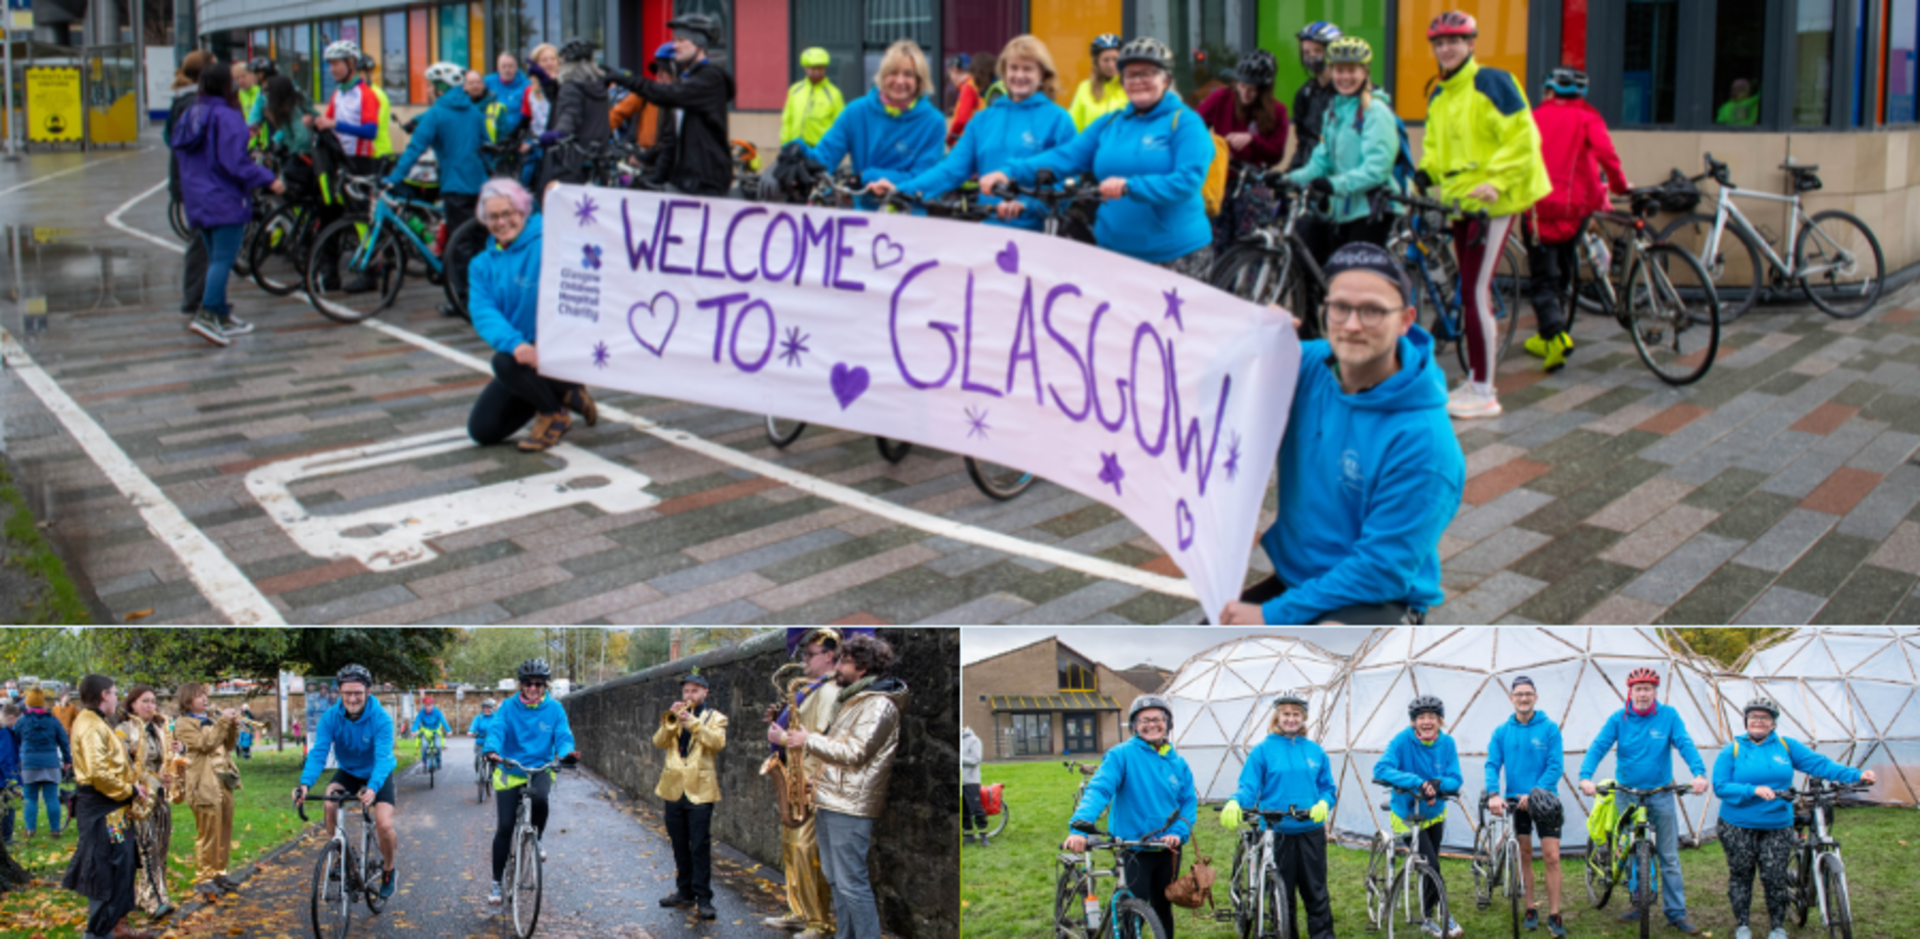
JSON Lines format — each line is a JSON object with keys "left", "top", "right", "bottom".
{"left": 1427, "top": 11, "right": 1479, "bottom": 40}
{"left": 420, "top": 694, "right": 435, "bottom": 705}
{"left": 1625, "top": 667, "right": 1660, "bottom": 688}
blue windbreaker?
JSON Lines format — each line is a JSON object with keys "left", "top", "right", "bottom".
{"left": 469, "top": 212, "right": 544, "bottom": 354}
{"left": 1485, "top": 711, "right": 1564, "bottom": 798}
{"left": 806, "top": 88, "right": 947, "bottom": 210}
{"left": 410, "top": 708, "right": 451, "bottom": 736}
{"left": 1376, "top": 727, "right": 1464, "bottom": 828}
{"left": 1067, "top": 735, "right": 1197, "bottom": 845}
{"left": 385, "top": 88, "right": 489, "bottom": 195}
{"left": 1003, "top": 92, "right": 1213, "bottom": 263}
{"left": 1230, "top": 733, "right": 1337, "bottom": 833}
{"left": 897, "top": 93, "right": 1077, "bottom": 231}
{"left": 300, "top": 697, "right": 397, "bottom": 791}
{"left": 1713, "top": 733, "right": 1861, "bottom": 830}
{"left": 486, "top": 73, "right": 529, "bottom": 134}
{"left": 1577, "top": 703, "right": 1707, "bottom": 789}
{"left": 483, "top": 693, "right": 576, "bottom": 783}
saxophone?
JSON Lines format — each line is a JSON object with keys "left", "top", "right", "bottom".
{"left": 759, "top": 662, "right": 815, "bottom": 829}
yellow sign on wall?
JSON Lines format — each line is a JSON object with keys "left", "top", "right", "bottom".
{"left": 26, "top": 67, "right": 82, "bottom": 142}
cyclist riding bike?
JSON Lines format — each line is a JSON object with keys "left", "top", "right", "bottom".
{"left": 1376, "top": 696, "right": 1464, "bottom": 938}
{"left": 409, "top": 694, "right": 452, "bottom": 769}
{"left": 1285, "top": 36, "right": 1405, "bottom": 301}
{"left": 468, "top": 699, "right": 498, "bottom": 739}
{"left": 1712, "top": 697, "right": 1875, "bottom": 939}
{"left": 1219, "top": 691, "right": 1337, "bottom": 939}
{"left": 1484, "top": 675, "right": 1568, "bottom": 936}
{"left": 1064, "top": 695, "right": 1196, "bottom": 939}
{"left": 1525, "top": 66, "right": 1631, "bottom": 372}
{"left": 483, "top": 659, "right": 580, "bottom": 907}
{"left": 779, "top": 39, "right": 944, "bottom": 212}
{"left": 1288, "top": 21, "right": 1345, "bottom": 172}
{"left": 1414, "top": 11, "right": 1550, "bottom": 421}
{"left": 292, "top": 664, "right": 400, "bottom": 900}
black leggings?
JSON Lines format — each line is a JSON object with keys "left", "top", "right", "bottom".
{"left": 1527, "top": 237, "right": 1579, "bottom": 341}
{"left": 468, "top": 352, "right": 582, "bottom": 445}
{"left": 1721, "top": 823, "right": 1795, "bottom": 929}
{"left": 961, "top": 784, "right": 985, "bottom": 832}
{"left": 1418, "top": 824, "right": 1444, "bottom": 918}
{"left": 492, "top": 770, "right": 552, "bottom": 882}
{"left": 1122, "top": 849, "right": 1178, "bottom": 939}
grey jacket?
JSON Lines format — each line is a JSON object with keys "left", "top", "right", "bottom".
{"left": 961, "top": 727, "right": 982, "bottom": 785}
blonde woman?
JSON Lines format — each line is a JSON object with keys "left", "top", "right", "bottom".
{"left": 1220, "top": 692, "right": 1337, "bottom": 939}
{"left": 797, "top": 39, "right": 945, "bottom": 211}
{"left": 516, "top": 42, "right": 561, "bottom": 184}
{"left": 175, "top": 681, "right": 242, "bottom": 897}
{"left": 60, "top": 675, "right": 155, "bottom": 939}
{"left": 116, "top": 684, "right": 178, "bottom": 921}
{"left": 1069, "top": 34, "right": 1126, "bottom": 130}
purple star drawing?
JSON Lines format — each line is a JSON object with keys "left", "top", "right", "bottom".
{"left": 581, "top": 244, "right": 603, "bottom": 270}
{"left": 1162, "top": 287, "right": 1186, "bottom": 331}
{"left": 1224, "top": 432, "right": 1242, "bottom": 481}
{"left": 573, "top": 193, "right": 600, "bottom": 227}
{"left": 591, "top": 340, "right": 611, "bottom": 369}
{"left": 1098, "top": 451, "right": 1125, "bottom": 496}
{"left": 965, "top": 406, "right": 991, "bottom": 439}
{"left": 778, "top": 326, "right": 811, "bottom": 367}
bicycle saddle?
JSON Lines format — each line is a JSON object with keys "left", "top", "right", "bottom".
{"left": 1780, "top": 161, "right": 1819, "bottom": 173}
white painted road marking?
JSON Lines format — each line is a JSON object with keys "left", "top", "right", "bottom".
{"left": 0, "top": 151, "right": 144, "bottom": 199}
{"left": 0, "top": 328, "right": 287, "bottom": 624}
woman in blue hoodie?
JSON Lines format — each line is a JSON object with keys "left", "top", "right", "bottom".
{"left": 978, "top": 36, "right": 1214, "bottom": 274}
{"left": 172, "top": 60, "right": 285, "bottom": 348}
{"left": 16, "top": 687, "right": 70, "bottom": 839}
{"left": 465, "top": 177, "right": 597, "bottom": 453}
{"left": 1375, "top": 695, "right": 1464, "bottom": 939}
{"left": 800, "top": 40, "right": 946, "bottom": 212}
{"left": 1065, "top": 695, "right": 1196, "bottom": 939}
{"left": 867, "top": 35, "right": 1075, "bottom": 231}
{"left": 1712, "top": 697, "right": 1871, "bottom": 939}
{"left": 1220, "top": 692, "right": 1337, "bottom": 939}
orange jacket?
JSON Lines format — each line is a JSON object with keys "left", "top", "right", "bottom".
{"left": 611, "top": 92, "right": 662, "bottom": 148}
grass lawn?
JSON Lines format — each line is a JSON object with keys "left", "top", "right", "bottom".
{"left": 962, "top": 760, "right": 1916, "bottom": 939}
{"left": 0, "top": 742, "right": 420, "bottom": 938}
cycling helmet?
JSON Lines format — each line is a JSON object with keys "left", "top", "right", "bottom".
{"left": 559, "top": 39, "right": 596, "bottom": 63}
{"left": 1272, "top": 689, "right": 1310, "bottom": 715}
{"left": 1116, "top": 37, "right": 1174, "bottom": 74}
{"left": 336, "top": 664, "right": 373, "bottom": 689}
{"left": 1408, "top": 695, "right": 1445, "bottom": 720}
{"left": 1128, "top": 694, "right": 1174, "bottom": 730}
{"left": 420, "top": 694, "right": 435, "bottom": 706}
{"left": 1626, "top": 667, "right": 1660, "bottom": 688}
{"left": 1091, "top": 34, "right": 1123, "bottom": 55}
{"left": 517, "top": 659, "right": 553, "bottom": 682}
{"left": 1236, "top": 48, "right": 1278, "bottom": 87}
{"left": 356, "top": 53, "right": 377, "bottom": 72}
{"left": 666, "top": 12, "right": 719, "bottom": 47}
{"left": 1743, "top": 697, "right": 1781, "bottom": 721}
{"left": 323, "top": 40, "right": 362, "bottom": 63}
{"left": 247, "top": 56, "right": 278, "bottom": 77}
{"left": 424, "top": 61, "right": 465, "bottom": 89}
{"left": 1325, "top": 36, "right": 1373, "bottom": 66}
{"left": 480, "top": 699, "right": 496, "bottom": 710}
{"left": 1526, "top": 787, "right": 1564, "bottom": 831}
{"left": 1296, "top": 21, "right": 1344, "bottom": 44}
{"left": 1427, "top": 11, "right": 1479, "bottom": 40}
{"left": 1546, "top": 66, "right": 1589, "bottom": 96}
{"left": 799, "top": 46, "right": 831, "bottom": 68}
{"left": 945, "top": 53, "right": 971, "bottom": 72}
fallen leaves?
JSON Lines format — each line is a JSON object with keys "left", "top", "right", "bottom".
{"left": 123, "top": 608, "right": 154, "bottom": 621}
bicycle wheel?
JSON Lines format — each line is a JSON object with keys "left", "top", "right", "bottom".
{"left": 1455, "top": 241, "right": 1523, "bottom": 376}
{"left": 1819, "top": 855, "right": 1851, "bottom": 939}
{"left": 307, "top": 220, "right": 406, "bottom": 323}
{"left": 766, "top": 415, "right": 808, "bottom": 448}
{"left": 309, "top": 841, "right": 351, "bottom": 939}
{"left": 511, "top": 828, "right": 543, "bottom": 938}
{"left": 1625, "top": 244, "right": 1720, "bottom": 385}
{"left": 1212, "top": 244, "right": 1296, "bottom": 312}
{"left": 442, "top": 218, "right": 487, "bottom": 320}
{"left": 987, "top": 802, "right": 1009, "bottom": 838}
{"left": 428, "top": 754, "right": 436, "bottom": 789}
{"left": 1261, "top": 864, "right": 1290, "bottom": 939}
{"left": 1365, "top": 832, "right": 1392, "bottom": 930}
{"left": 1659, "top": 213, "right": 1765, "bottom": 322}
{"left": 477, "top": 766, "right": 491, "bottom": 804}
{"left": 1796, "top": 210, "right": 1885, "bottom": 319}
{"left": 876, "top": 437, "right": 912, "bottom": 463}
{"left": 363, "top": 830, "right": 388, "bottom": 914}
{"left": 1788, "top": 847, "right": 1811, "bottom": 927}
{"left": 966, "top": 457, "right": 1036, "bottom": 501}
{"left": 1388, "top": 863, "right": 1448, "bottom": 939}
{"left": 1585, "top": 841, "right": 1614, "bottom": 908}
{"left": 1114, "top": 897, "right": 1168, "bottom": 939}
{"left": 1472, "top": 827, "right": 1495, "bottom": 909}
{"left": 169, "top": 198, "right": 192, "bottom": 241}
{"left": 1633, "top": 839, "right": 1655, "bottom": 939}
{"left": 1051, "top": 864, "right": 1090, "bottom": 939}
{"left": 1504, "top": 842, "right": 1522, "bottom": 939}
{"left": 249, "top": 205, "right": 309, "bottom": 296}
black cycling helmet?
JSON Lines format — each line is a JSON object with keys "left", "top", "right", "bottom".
{"left": 1296, "top": 21, "right": 1344, "bottom": 44}
{"left": 357, "top": 53, "right": 377, "bottom": 72}
{"left": 1409, "top": 695, "right": 1445, "bottom": 720}
{"left": 1128, "top": 694, "right": 1174, "bottom": 731}
{"left": 1744, "top": 697, "right": 1782, "bottom": 721}
{"left": 1236, "top": 49, "right": 1278, "bottom": 87}
{"left": 1526, "top": 787, "right": 1563, "bottom": 830}
{"left": 517, "top": 659, "right": 553, "bottom": 682}
{"left": 336, "top": 664, "right": 373, "bottom": 689}
{"left": 1546, "top": 66, "right": 1589, "bottom": 96}
{"left": 1116, "top": 37, "right": 1174, "bottom": 74}
{"left": 559, "top": 39, "right": 596, "bottom": 63}
{"left": 1091, "top": 33, "right": 1123, "bottom": 55}
{"left": 1272, "top": 689, "right": 1310, "bottom": 714}
{"left": 666, "top": 12, "right": 719, "bottom": 47}
{"left": 247, "top": 56, "right": 278, "bottom": 77}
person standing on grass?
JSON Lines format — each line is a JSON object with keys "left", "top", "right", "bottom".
{"left": 1063, "top": 694, "right": 1196, "bottom": 939}
{"left": 0, "top": 702, "right": 21, "bottom": 844}
{"left": 172, "top": 60, "right": 286, "bottom": 348}
{"left": 960, "top": 726, "right": 987, "bottom": 847}
{"left": 61, "top": 675, "right": 155, "bottom": 939}
{"left": 1485, "top": 676, "right": 1566, "bottom": 937}
{"left": 1220, "top": 692, "right": 1337, "bottom": 939}
{"left": 175, "top": 681, "right": 243, "bottom": 897}
{"left": 1374, "top": 695, "right": 1464, "bottom": 939}
{"left": 115, "top": 685, "right": 178, "bottom": 922}
{"left": 18, "top": 686, "right": 71, "bottom": 839}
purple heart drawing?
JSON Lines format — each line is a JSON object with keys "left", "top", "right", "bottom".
{"left": 627, "top": 291, "right": 679, "bottom": 357}
{"left": 1175, "top": 499, "right": 1196, "bottom": 551}
{"left": 871, "top": 234, "right": 905, "bottom": 270}
{"left": 830, "top": 363, "right": 870, "bottom": 410}
{"left": 995, "top": 241, "right": 1019, "bottom": 275}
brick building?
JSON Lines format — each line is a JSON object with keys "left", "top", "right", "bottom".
{"left": 962, "top": 636, "right": 1168, "bottom": 762}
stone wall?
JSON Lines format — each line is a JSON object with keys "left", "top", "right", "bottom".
{"left": 564, "top": 629, "right": 959, "bottom": 939}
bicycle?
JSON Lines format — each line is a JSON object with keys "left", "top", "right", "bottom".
{"left": 1382, "top": 192, "right": 1522, "bottom": 376}
{"left": 1364, "top": 781, "right": 1460, "bottom": 939}
{"left": 1215, "top": 803, "right": 1314, "bottom": 939}
{"left": 1566, "top": 186, "right": 1722, "bottom": 385}
{"left": 421, "top": 733, "right": 443, "bottom": 789}
{"left": 304, "top": 177, "right": 452, "bottom": 324}
{"left": 1471, "top": 793, "right": 1524, "bottom": 939}
{"left": 1051, "top": 810, "right": 1181, "bottom": 939}
{"left": 1782, "top": 778, "right": 1873, "bottom": 939}
{"left": 1659, "top": 153, "right": 1885, "bottom": 320}
{"left": 168, "top": 197, "right": 193, "bottom": 241}
{"left": 1583, "top": 782, "right": 1696, "bottom": 939}
{"left": 474, "top": 739, "right": 493, "bottom": 804}
{"left": 1210, "top": 175, "right": 1336, "bottom": 340}
{"left": 296, "top": 790, "right": 388, "bottom": 939}
{"left": 1064, "top": 760, "right": 1101, "bottom": 803}
{"left": 489, "top": 755, "right": 572, "bottom": 938}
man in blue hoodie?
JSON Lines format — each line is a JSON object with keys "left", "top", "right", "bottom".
{"left": 409, "top": 694, "right": 452, "bottom": 771}
{"left": 486, "top": 52, "right": 528, "bottom": 137}
{"left": 293, "top": 664, "right": 399, "bottom": 899}
{"left": 1219, "top": 241, "right": 1466, "bottom": 626}
{"left": 1220, "top": 692, "right": 1337, "bottom": 939}
{"left": 387, "top": 64, "right": 489, "bottom": 250}
{"left": 1578, "top": 668, "right": 1709, "bottom": 935}
{"left": 1486, "top": 676, "right": 1567, "bottom": 937}
{"left": 482, "top": 658, "right": 578, "bottom": 908}
{"left": 1065, "top": 695, "right": 1196, "bottom": 939}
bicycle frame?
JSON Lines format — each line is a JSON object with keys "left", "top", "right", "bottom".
{"left": 1695, "top": 189, "right": 1802, "bottom": 283}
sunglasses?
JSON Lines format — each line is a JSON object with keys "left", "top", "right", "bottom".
{"left": 520, "top": 679, "right": 548, "bottom": 688}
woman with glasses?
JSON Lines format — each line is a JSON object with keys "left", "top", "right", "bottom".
{"left": 481, "top": 659, "right": 579, "bottom": 908}
{"left": 1063, "top": 694, "right": 1196, "bottom": 938}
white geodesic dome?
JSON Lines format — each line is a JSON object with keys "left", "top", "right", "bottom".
{"left": 1725, "top": 627, "right": 1920, "bottom": 805}
{"left": 1162, "top": 635, "right": 1346, "bottom": 802}
{"left": 1320, "top": 627, "right": 1730, "bottom": 853}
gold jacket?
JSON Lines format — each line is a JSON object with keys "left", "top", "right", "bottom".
{"left": 653, "top": 706, "right": 728, "bottom": 805}
{"left": 115, "top": 716, "right": 174, "bottom": 791}
{"left": 793, "top": 679, "right": 841, "bottom": 778}
{"left": 71, "top": 709, "right": 137, "bottom": 802}
{"left": 804, "top": 678, "right": 908, "bottom": 819}
{"left": 175, "top": 713, "right": 240, "bottom": 807}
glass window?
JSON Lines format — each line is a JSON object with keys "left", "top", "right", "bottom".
{"left": 440, "top": 5, "right": 470, "bottom": 67}
{"left": 1797, "top": 0, "right": 1836, "bottom": 125}
{"left": 1010, "top": 713, "right": 1052, "bottom": 756}
{"left": 1058, "top": 658, "right": 1096, "bottom": 692}
{"left": 250, "top": 28, "right": 270, "bottom": 61}
{"left": 1712, "top": 0, "right": 1766, "bottom": 125}
{"left": 410, "top": 7, "right": 432, "bottom": 104}
{"left": 209, "top": 29, "right": 245, "bottom": 65}
{"left": 562, "top": 0, "right": 604, "bottom": 60}
{"left": 679, "top": 0, "right": 733, "bottom": 71}
{"left": 795, "top": 0, "right": 863, "bottom": 95}
{"left": 384, "top": 12, "right": 409, "bottom": 105}
{"left": 1889, "top": 0, "right": 1918, "bottom": 122}
{"left": 1185, "top": 0, "right": 1244, "bottom": 102}
{"left": 1622, "top": 0, "right": 1679, "bottom": 125}
{"left": 864, "top": 0, "right": 931, "bottom": 89}
{"left": 278, "top": 24, "right": 313, "bottom": 102}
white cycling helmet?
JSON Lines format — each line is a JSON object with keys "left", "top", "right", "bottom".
{"left": 324, "top": 40, "right": 363, "bottom": 63}
{"left": 424, "top": 61, "right": 465, "bottom": 89}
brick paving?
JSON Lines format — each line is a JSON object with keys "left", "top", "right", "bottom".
{"left": 9, "top": 143, "right": 1920, "bottom": 625}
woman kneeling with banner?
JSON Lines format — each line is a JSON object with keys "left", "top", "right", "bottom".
{"left": 466, "top": 177, "right": 600, "bottom": 453}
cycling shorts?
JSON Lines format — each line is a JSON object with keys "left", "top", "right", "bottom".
{"left": 328, "top": 770, "right": 396, "bottom": 807}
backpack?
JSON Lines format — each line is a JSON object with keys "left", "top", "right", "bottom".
{"left": 1349, "top": 98, "right": 1418, "bottom": 192}
{"left": 1586, "top": 784, "right": 1619, "bottom": 844}
{"left": 1170, "top": 110, "right": 1230, "bottom": 217}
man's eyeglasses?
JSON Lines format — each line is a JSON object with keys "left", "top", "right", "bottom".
{"left": 1323, "top": 301, "right": 1398, "bottom": 327}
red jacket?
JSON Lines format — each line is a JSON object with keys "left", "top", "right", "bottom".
{"left": 1530, "top": 97, "right": 1629, "bottom": 243}
{"left": 1197, "top": 86, "right": 1289, "bottom": 167}
{"left": 948, "top": 78, "right": 982, "bottom": 146}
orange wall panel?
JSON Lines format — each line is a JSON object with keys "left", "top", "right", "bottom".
{"left": 471, "top": 3, "right": 486, "bottom": 71}
{"left": 1394, "top": 0, "right": 1530, "bottom": 122}
{"left": 1030, "top": 0, "right": 1124, "bottom": 108}
{"left": 410, "top": 8, "right": 431, "bottom": 105}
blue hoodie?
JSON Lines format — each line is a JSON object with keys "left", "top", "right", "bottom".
{"left": 410, "top": 708, "right": 451, "bottom": 736}
{"left": 0, "top": 726, "right": 19, "bottom": 786}
{"left": 468, "top": 712, "right": 496, "bottom": 738}
{"left": 1003, "top": 92, "right": 1213, "bottom": 263}
{"left": 300, "top": 696, "right": 397, "bottom": 791}
{"left": 1486, "top": 711, "right": 1564, "bottom": 798}
{"left": 1259, "top": 326, "right": 1465, "bottom": 625}
{"left": 1713, "top": 733, "right": 1861, "bottom": 830}
{"left": 386, "top": 87, "right": 490, "bottom": 195}
{"left": 486, "top": 72, "right": 529, "bottom": 133}
{"left": 469, "top": 212, "right": 544, "bottom": 354}
{"left": 806, "top": 88, "right": 947, "bottom": 210}
{"left": 1577, "top": 703, "right": 1707, "bottom": 789}
{"left": 483, "top": 693, "right": 575, "bottom": 784}
{"left": 1376, "top": 727, "right": 1464, "bottom": 828}
{"left": 1230, "top": 733, "right": 1337, "bottom": 833}
{"left": 897, "top": 93, "right": 1077, "bottom": 231}
{"left": 1068, "top": 734, "right": 1197, "bottom": 845}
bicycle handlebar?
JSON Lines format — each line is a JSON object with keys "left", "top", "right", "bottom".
{"left": 1063, "top": 760, "right": 1099, "bottom": 777}
{"left": 1596, "top": 782, "right": 1696, "bottom": 798}
{"left": 293, "top": 789, "right": 375, "bottom": 823}
{"left": 1780, "top": 780, "right": 1874, "bottom": 802}
{"left": 1380, "top": 190, "right": 1490, "bottom": 223}
{"left": 1374, "top": 780, "right": 1462, "bottom": 799}
{"left": 1212, "top": 803, "right": 1313, "bottom": 823}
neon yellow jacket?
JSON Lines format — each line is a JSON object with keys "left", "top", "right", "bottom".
{"left": 238, "top": 86, "right": 266, "bottom": 148}
{"left": 1418, "top": 57, "right": 1551, "bottom": 218}
{"left": 781, "top": 77, "right": 845, "bottom": 146}
{"left": 369, "top": 84, "right": 395, "bottom": 158}
{"left": 1068, "top": 78, "right": 1128, "bottom": 132}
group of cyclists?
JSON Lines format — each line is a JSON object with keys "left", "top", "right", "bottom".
{"left": 1067, "top": 667, "right": 1877, "bottom": 939}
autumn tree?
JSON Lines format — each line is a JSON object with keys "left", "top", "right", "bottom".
{"left": 1671, "top": 628, "right": 1777, "bottom": 670}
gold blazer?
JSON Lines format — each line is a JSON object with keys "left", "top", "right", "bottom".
{"left": 71, "top": 709, "right": 137, "bottom": 802}
{"left": 652, "top": 706, "right": 728, "bottom": 805}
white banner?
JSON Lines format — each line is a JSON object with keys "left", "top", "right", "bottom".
{"left": 536, "top": 184, "right": 1301, "bottom": 619}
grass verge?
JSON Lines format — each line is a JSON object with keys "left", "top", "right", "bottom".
{"left": 0, "top": 457, "right": 90, "bottom": 625}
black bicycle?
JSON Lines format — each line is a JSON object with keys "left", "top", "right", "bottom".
{"left": 296, "top": 790, "right": 388, "bottom": 939}
{"left": 1210, "top": 175, "right": 1336, "bottom": 340}
{"left": 1782, "top": 779, "right": 1873, "bottom": 939}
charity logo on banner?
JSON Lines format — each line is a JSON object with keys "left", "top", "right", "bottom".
{"left": 536, "top": 184, "right": 1302, "bottom": 619}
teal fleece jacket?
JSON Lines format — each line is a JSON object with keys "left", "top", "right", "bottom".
{"left": 1230, "top": 733, "right": 1337, "bottom": 833}
{"left": 468, "top": 212, "right": 544, "bottom": 354}
{"left": 1286, "top": 90, "right": 1408, "bottom": 224}
{"left": 1376, "top": 727, "right": 1464, "bottom": 827}
{"left": 1577, "top": 703, "right": 1707, "bottom": 789}
{"left": 806, "top": 87, "right": 947, "bottom": 210}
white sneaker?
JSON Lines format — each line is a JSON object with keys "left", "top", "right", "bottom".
{"left": 487, "top": 882, "right": 502, "bottom": 905}
{"left": 220, "top": 316, "right": 255, "bottom": 336}
{"left": 1447, "top": 386, "right": 1503, "bottom": 420}
{"left": 1733, "top": 927, "right": 1752, "bottom": 939}
{"left": 763, "top": 914, "right": 806, "bottom": 930}
{"left": 1765, "top": 929, "right": 1787, "bottom": 939}
{"left": 1448, "top": 382, "right": 1473, "bottom": 403}
{"left": 1422, "top": 920, "right": 1445, "bottom": 938}
{"left": 1447, "top": 917, "right": 1465, "bottom": 938}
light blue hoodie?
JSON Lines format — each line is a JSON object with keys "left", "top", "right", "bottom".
{"left": 1259, "top": 326, "right": 1465, "bottom": 625}
{"left": 1067, "top": 734, "right": 1197, "bottom": 845}
{"left": 1286, "top": 90, "right": 1408, "bottom": 224}
{"left": 300, "top": 696, "right": 397, "bottom": 791}
{"left": 806, "top": 87, "right": 947, "bottom": 210}
{"left": 1003, "top": 92, "right": 1214, "bottom": 263}
{"left": 1713, "top": 732, "right": 1860, "bottom": 831}
{"left": 469, "top": 211, "right": 544, "bottom": 354}
{"left": 1376, "top": 727, "right": 1464, "bottom": 828}
{"left": 898, "top": 92, "right": 1077, "bottom": 231}
{"left": 1230, "top": 732, "right": 1338, "bottom": 833}
{"left": 410, "top": 708, "right": 451, "bottom": 736}
{"left": 1485, "top": 711, "right": 1564, "bottom": 798}
{"left": 1577, "top": 703, "right": 1707, "bottom": 789}
{"left": 483, "top": 692, "right": 576, "bottom": 784}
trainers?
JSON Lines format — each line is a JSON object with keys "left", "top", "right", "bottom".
{"left": 1734, "top": 927, "right": 1752, "bottom": 939}
{"left": 518, "top": 412, "right": 572, "bottom": 452}
{"left": 1447, "top": 386, "right": 1503, "bottom": 420}
{"left": 658, "top": 892, "right": 693, "bottom": 908}
{"left": 1524, "top": 909, "right": 1539, "bottom": 932}
{"left": 189, "top": 310, "right": 232, "bottom": 347}
{"left": 379, "top": 869, "right": 397, "bottom": 899}
{"left": 763, "top": 914, "right": 806, "bottom": 930}
{"left": 219, "top": 316, "right": 255, "bottom": 336}
{"left": 1448, "top": 382, "right": 1474, "bottom": 404}
{"left": 1548, "top": 915, "right": 1567, "bottom": 938}
{"left": 1422, "top": 919, "right": 1445, "bottom": 938}
{"left": 1447, "top": 916, "right": 1464, "bottom": 938}
{"left": 488, "top": 882, "right": 503, "bottom": 906}
{"left": 1670, "top": 920, "right": 1702, "bottom": 936}
{"left": 564, "top": 387, "right": 599, "bottom": 427}
{"left": 695, "top": 905, "right": 717, "bottom": 921}
{"left": 1540, "top": 333, "right": 1573, "bottom": 372}
{"left": 1765, "top": 929, "right": 1786, "bottom": 939}
{"left": 1524, "top": 333, "right": 1548, "bottom": 359}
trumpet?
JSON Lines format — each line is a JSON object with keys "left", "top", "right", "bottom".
{"left": 664, "top": 701, "right": 692, "bottom": 725}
